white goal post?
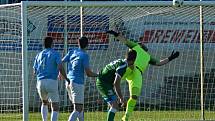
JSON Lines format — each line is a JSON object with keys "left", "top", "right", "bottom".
{"left": 0, "top": 1, "right": 215, "bottom": 121}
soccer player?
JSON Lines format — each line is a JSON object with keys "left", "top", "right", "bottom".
{"left": 62, "top": 37, "right": 98, "bottom": 121}
{"left": 96, "top": 49, "right": 137, "bottom": 121}
{"left": 106, "top": 30, "right": 180, "bottom": 121}
{"left": 33, "top": 36, "right": 69, "bottom": 121}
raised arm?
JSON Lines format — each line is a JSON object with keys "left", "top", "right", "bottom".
{"left": 106, "top": 30, "right": 138, "bottom": 48}
{"left": 149, "top": 51, "right": 180, "bottom": 66}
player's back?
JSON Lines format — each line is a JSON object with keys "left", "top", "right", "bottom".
{"left": 132, "top": 45, "right": 150, "bottom": 72}
{"left": 98, "top": 59, "right": 127, "bottom": 84}
{"left": 66, "top": 48, "right": 89, "bottom": 84}
{"left": 34, "top": 48, "right": 61, "bottom": 80}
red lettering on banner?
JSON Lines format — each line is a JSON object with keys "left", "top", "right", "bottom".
{"left": 140, "top": 30, "right": 215, "bottom": 43}
{"left": 161, "top": 30, "right": 173, "bottom": 43}
{"left": 172, "top": 30, "right": 185, "bottom": 43}
{"left": 153, "top": 30, "right": 163, "bottom": 43}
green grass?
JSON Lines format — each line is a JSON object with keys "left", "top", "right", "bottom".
{"left": 1, "top": 111, "right": 215, "bottom": 121}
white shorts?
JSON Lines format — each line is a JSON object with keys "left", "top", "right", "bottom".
{"left": 36, "top": 79, "right": 59, "bottom": 103}
{"left": 66, "top": 82, "right": 84, "bottom": 104}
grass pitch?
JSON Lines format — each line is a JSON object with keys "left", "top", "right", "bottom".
{"left": 1, "top": 111, "right": 215, "bottom": 121}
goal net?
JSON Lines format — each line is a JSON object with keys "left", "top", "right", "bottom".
{"left": 1, "top": 1, "right": 215, "bottom": 121}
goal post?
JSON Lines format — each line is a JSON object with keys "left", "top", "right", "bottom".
{"left": 21, "top": 2, "right": 28, "bottom": 121}
{"left": 1, "top": 1, "right": 215, "bottom": 121}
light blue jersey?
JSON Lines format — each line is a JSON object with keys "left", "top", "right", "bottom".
{"left": 62, "top": 48, "right": 89, "bottom": 85}
{"left": 33, "top": 48, "right": 61, "bottom": 80}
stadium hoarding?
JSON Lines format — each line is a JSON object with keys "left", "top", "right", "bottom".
{"left": 47, "top": 15, "right": 109, "bottom": 50}
{"left": 0, "top": 15, "right": 109, "bottom": 51}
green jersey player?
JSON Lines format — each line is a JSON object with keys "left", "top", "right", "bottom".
{"left": 96, "top": 50, "right": 137, "bottom": 121}
{"left": 106, "top": 30, "right": 180, "bottom": 121}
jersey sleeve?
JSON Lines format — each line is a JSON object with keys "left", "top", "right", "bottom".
{"left": 149, "top": 56, "right": 159, "bottom": 65}
{"left": 62, "top": 51, "right": 71, "bottom": 62}
{"left": 115, "top": 63, "right": 127, "bottom": 78}
{"left": 125, "top": 39, "right": 139, "bottom": 49}
{"left": 83, "top": 54, "right": 90, "bottom": 69}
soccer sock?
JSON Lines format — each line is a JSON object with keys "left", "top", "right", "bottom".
{"left": 125, "top": 98, "right": 137, "bottom": 117}
{"left": 78, "top": 111, "right": 84, "bottom": 121}
{"left": 51, "top": 111, "right": 58, "bottom": 121}
{"left": 41, "top": 104, "right": 48, "bottom": 121}
{"left": 107, "top": 108, "right": 117, "bottom": 121}
{"left": 68, "top": 111, "right": 79, "bottom": 121}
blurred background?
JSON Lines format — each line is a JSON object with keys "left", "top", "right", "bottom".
{"left": 1, "top": 0, "right": 214, "bottom": 5}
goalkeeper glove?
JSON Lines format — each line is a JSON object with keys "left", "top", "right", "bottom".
{"left": 106, "top": 30, "right": 119, "bottom": 37}
{"left": 168, "top": 51, "right": 179, "bottom": 61}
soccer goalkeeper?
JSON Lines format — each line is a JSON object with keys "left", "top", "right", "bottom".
{"left": 96, "top": 49, "right": 137, "bottom": 121}
{"left": 106, "top": 30, "right": 180, "bottom": 121}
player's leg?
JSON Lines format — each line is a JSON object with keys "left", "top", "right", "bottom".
{"left": 96, "top": 79, "right": 118, "bottom": 121}
{"left": 76, "top": 84, "right": 84, "bottom": 121}
{"left": 107, "top": 100, "right": 118, "bottom": 121}
{"left": 37, "top": 80, "right": 49, "bottom": 121}
{"left": 41, "top": 100, "right": 49, "bottom": 121}
{"left": 122, "top": 69, "right": 142, "bottom": 121}
{"left": 75, "top": 104, "right": 84, "bottom": 121}
{"left": 67, "top": 82, "right": 84, "bottom": 121}
{"left": 66, "top": 83, "right": 79, "bottom": 121}
{"left": 47, "top": 79, "right": 60, "bottom": 121}
{"left": 50, "top": 102, "right": 59, "bottom": 121}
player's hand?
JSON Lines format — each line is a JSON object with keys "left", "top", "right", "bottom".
{"left": 168, "top": 51, "right": 179, "bottom": 61}
{"left": 106, "top": 30, "right": 119, "bottom": 37}
{"left": 119, "top": 98, "right": 127, "bottom": 107}
{"left": 58, "top": 73, "right": 64, "bottom": 80}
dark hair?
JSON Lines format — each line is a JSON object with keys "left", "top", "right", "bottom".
{"left": 126, "top": 49, "right": 137, "bottom": 61}
{"left": 43, "top": 37, "right": 53, "bottom": 48}
{"left": 79, "top": 37, "right": 88, "bottom": 49}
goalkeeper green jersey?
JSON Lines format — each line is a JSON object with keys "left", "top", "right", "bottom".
{"left": 132, "top": 45, "right": 151, "bottom": 73}
{"left": 125, "top": 40, "right": 154, "bottom": 73}
{"left": 98, "top": 59, "right": 128, "bottom": 84}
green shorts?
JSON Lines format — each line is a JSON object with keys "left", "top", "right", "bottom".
{"left": 126, "top": 67, "right": 142, "bottom": 96}
{"left": 96, "top": 78, "right": 117, "bottom": 103}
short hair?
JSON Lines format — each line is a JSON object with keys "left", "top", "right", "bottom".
{"left": 78, "top": 37, "right": 88, "bottom": 49}
{"left": 43, "top": 37, "right": 53, "bottom": 48}
{"left": 126, "top": 49, "right": 137, "bottom": 62}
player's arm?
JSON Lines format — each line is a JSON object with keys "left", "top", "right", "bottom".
{"left": 113, "top": 74, "right": 124, "bottom": 104}
{"left": 84, "top": 54, "right": 98, "bottom": 77}
{"left": 106, "top": 30, "right": 138, "bottom": 48}
{"left": 85, "top": 67, "right": 98, "bottom": 77}
{"left": 58, "top": 63, "right": 70, "bottom": 83}
{"left": 56, "top": 52, "right": 70, "bottom": 83}
{"left": 33, "top": 62, "right": 37, "bottom": 75}
{"left": 33, "top": 55, "right": 38, "bottom": 75}
{"left": 149, "top": 51, "right": 180, "bottom": 66}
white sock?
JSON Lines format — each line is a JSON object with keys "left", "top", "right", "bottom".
{"left": 51, "top": 111, "right": 59, "bottom": 121}
{"left": 78, "top": 111, "right": 84, "bottom": 121}
{"left": 41, "top": 104, "right": 48, "bottom": 121}
{"left": 68, "top": 111, "right": 79, "bottom": 121}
